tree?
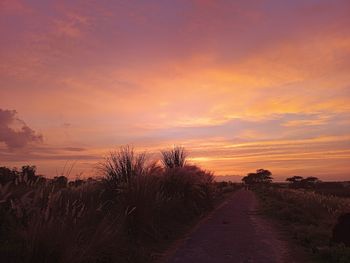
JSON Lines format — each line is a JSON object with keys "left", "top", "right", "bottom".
{"left": 242, "top": 169, "right": 273, "bottom": 185}
{"left": 286, "top": 176, "right": 304, "bottom": 184}
{"left": 286, "top": 176, "right": 304, "bottom": 188}
{"left": 286, "top": 176, "right": 321, "bottom": 188}
{"left": 301, "top": 176, "right": 321, "bottom": 187}
{"left": 302, "top": 176, "right": 320, "bottom": 183}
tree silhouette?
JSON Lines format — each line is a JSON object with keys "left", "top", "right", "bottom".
{"left": 302, "top": 176, "right": 320, "bottom": 184}
{"left": 286, "top": 176, "right": 303, "bottom": 183}
{"left": 286, "top": 176, "right": 304, "bottom": 188}
{"left": 301, "top": 176, "right": 321, "bottom": 188}
{"left": 242, "top": 169, "right": 273, "bottom": 185}
{"left": 286, "top": 176, "right": 321, "bottom": 188}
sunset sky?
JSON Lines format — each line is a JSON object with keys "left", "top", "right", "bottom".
{"left": 1, "top": 0, "right": 350, "bottom": 181}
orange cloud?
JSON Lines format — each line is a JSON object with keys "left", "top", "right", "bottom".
{"left": 1, "top": 1, "right": 349, "bottom": 180}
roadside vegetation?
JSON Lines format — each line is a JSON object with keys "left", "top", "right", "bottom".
{"left": 243, "top": 171, "right": 350, "bottom": 262}
{"left": 0, "top": 146, "right": 239, "bottom": 263}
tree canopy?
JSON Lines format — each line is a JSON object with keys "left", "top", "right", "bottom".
{"left": 242, "top": 169, "right": 273, "bottom": 185}
{"left": 286, "top": 176, "right": 321, "bottom": 188}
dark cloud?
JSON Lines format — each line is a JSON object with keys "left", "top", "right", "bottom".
{"left": 0, "top": 109, "right": 43, "bottom": 149}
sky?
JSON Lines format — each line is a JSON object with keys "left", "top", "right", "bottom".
{"left": 1, "top": 0, "right": 350, "bottom": 181}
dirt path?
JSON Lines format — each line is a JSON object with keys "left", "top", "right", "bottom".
{"left": 164, "top": 189, "right": 294, "bottom": 263}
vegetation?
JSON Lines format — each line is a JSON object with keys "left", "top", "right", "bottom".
{"left": 241, "top": 169, "right": 350, "bottom": 262}
{"left": 161, "top": 146, "right": 187, "bottom": 169}
{"left": 256, "top": 184, "right": 350, "bottom": 262}
{"left": 99, "top": 146, "right": 148, "bottom": 186}
{"left": 305, "top": 182, "right": 350, "bottom": 198}
{"left": 0, "top": 146, "right": 238, "bottom": 263}
{"left": 241, "top": 169, "right": 273, "bottom": 185}
{"left": 286, "top": 176, "right": 322, "bottom": 188}
{"left": 2, "top": 154, "right": 349, "bottom": 263}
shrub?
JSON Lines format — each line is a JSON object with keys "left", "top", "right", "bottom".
{"left": 0, "top": 146, "right": 229, "bottom": 263}
{"left": 99, "top": 146, "right": 147, "bottom": 187}
{"left": 161, "top": 146, "right": 187, "bottom": 169}
{"left": 162, "top": 165, "right": 214, "bottom": 212}
{"left": 332, "top": 213, "right": 350, "bottom": 247}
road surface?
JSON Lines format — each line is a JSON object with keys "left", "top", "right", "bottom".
{"left": 164, "top": 189, "right": 295, "bottom": 263}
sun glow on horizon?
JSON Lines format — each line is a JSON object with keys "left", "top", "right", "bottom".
{"left": 1, "top": 0, "right": 350, "bottom": 181}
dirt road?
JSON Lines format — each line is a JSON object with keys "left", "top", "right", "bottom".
{"left": 165, "top": 189, "right": 294, "bottom": 263}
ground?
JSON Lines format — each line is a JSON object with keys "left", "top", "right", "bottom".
{"left": 162, "top": 189, "right": 298, "bottom": 263}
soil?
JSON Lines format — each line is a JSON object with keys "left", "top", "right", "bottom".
{"left": 162, "top": 189, "right": 301, "bottom": 263}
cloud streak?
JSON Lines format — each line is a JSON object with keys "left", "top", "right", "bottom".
{"left": 0, "top": 0, "right": 349, "bottom": 180}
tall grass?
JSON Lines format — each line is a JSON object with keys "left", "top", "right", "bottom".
{"left": 161, "top": 146, "right": 187, "bottom": 169}
{"left": 0, "top": 146, "right": 236, "bottom": 263}
{"left": 257, "top": 187, "right": 350, "bottom": 263}
{"left": 99, "top": 146, "right": 147, "bottom": 186}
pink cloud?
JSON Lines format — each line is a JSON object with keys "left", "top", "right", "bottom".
{"left": 0, "top": 109, "right": 43, "bottom": 149}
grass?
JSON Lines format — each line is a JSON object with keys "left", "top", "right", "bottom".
{"left": 0, "top": 146, "right": 239, "bottom": 263}
{"left": 256, "top": 185, "right": 350, "bottom": 263}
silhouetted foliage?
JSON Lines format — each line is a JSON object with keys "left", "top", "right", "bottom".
{"left": 242, "top": 169, "right": 273, "bottom": 185}
{"left": 21, "top": 165, "right": 37, "bottom": 181}
{"left": 68, "top": 179, "right": 85, "bottom": 187}
{"left": 52, "top": 176, "right": 68, "bottom": 188}
{"left": 0, "top": 166, "right": 18, "bottom": 185}
{"left": 161, "top": 145, "right": 187, "bottom": 169}
{"left": 0, "top": 146, "right": 235, "bottom": 263}
{"left": 286, "top": 176, "right": 303, "bottom": 184}
{"left": 286, "top": 176, "right": 321, "bottom": 188}
{"left": 99, "top": 145, "right": 147, "bottom": 186}
{"left": 258, "top": 187, "right": 350, "bottom": 262}
{"left": 314, "top": 182, "right": 350, "bottom": 198}
{"left": 303, "top": 176, "right": 321, "bottom": 185}
{"left": 332, "top": 213, "right": 350, "bottom": 247}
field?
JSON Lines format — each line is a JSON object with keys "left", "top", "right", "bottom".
{"left": 256, "top": 184, "right": 350, "bottom": 262}
{"left": 0, "top": 147, "right": 238, "bottom": 263}
{"left": 1, "top": 149, "right": 350, "bottom": 263}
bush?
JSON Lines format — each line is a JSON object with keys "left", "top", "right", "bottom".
{"left": 161, "top": 146, "right": 187, "bottom": 169}
{"left": 0, "top": 146, "right": 228, "bottom": 263}
{"left": 99, "top": 146, "right": 147, "bottom": 187}
{"left": 332, "top": 213, "right": 350, "bottom": 247}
